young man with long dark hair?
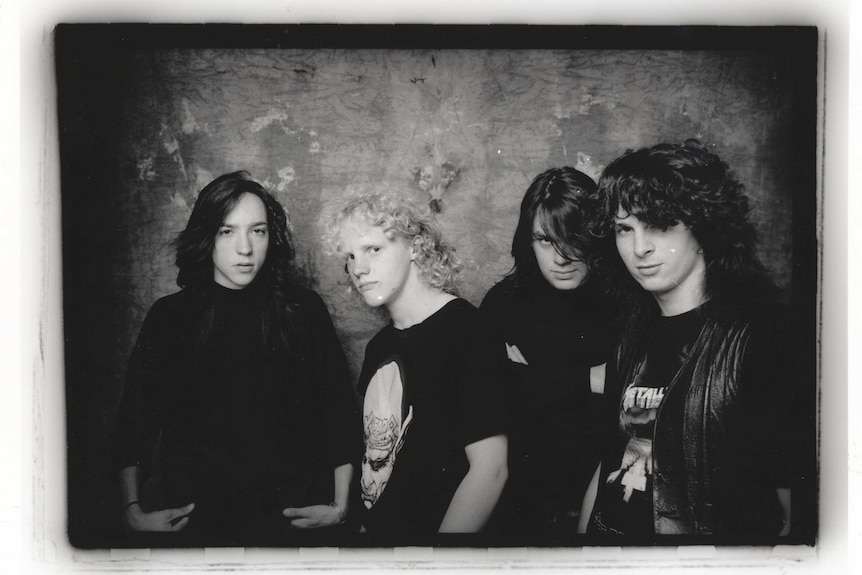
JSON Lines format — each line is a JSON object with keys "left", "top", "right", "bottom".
{"left": 579, "top": 140, "right": 803, "bottom": 541}
{"left": 479, "top": 167, "right": 616, "bottom": 543}
{"left": 112, "top": 172, "right": 359, "bottom": 546}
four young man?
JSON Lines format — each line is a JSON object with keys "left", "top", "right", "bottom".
{"left": 114, "top": 140, "right": 806, "bottom": 544}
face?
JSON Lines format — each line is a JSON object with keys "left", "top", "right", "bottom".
{"left": 212, "top": 193, "right": 269, "bottom": 290}
{"left": 531, "top": 215, "right": 589, "bottom": 290}
{"left": 614, "top": 209, "right": 706, "bottom": 314}
{"left": 338, "top": 216, "right": 416, "bottom": 310}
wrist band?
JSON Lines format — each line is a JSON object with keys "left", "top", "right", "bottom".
{"left": 122, "top": 500, "right": 140, "bottom": 514}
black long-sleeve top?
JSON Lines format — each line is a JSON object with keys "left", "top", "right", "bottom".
{"left": 111, "top": 282, "right": 360, "bottom": 514}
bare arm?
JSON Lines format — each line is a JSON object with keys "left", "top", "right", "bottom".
{"left": 577, "top": 463, "right": 601, "bottom": 534}
{"left": 119, "top": 466, "right": 194, "bottom": 532}
{"left": 283, "top": 463, "right": 353, "bottom": 528}
{"left": 438, "top": 434, "right": 508, "bottom": 533}
{"left": 777, "top": 487, "right": 791, "bottom": 536}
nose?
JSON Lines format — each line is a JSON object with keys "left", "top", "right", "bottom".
{"left": 633, "top": 228, "right": 654, "bottom": 258}
{"left": 349, "top": 255, "right": 369, "bottom": 277}
{"left": 552, "top": 248, "right": 569, "bottom": 266}
{"left": 236, "top": 232, "right": 252, "bottom": 255}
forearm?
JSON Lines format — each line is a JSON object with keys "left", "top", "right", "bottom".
{"left": 438, "top": 467, "right": 506, "bottom": 533}
{"left": 119, "top": 466, "right": 141, "bottom": 508}
{"left": 777, "top": 487, "right": 791, "bottom": 536}
{"left": 577, "top": 463, "right": 601, "bottom": 534}
{"left": 438, "top": 435, "right": 508, "bottom": 533}
{"left": 333, "top": 463, "right": 353, "bottom": 511}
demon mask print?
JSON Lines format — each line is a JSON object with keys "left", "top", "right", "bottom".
{"left": 361, "top": 360, "right": 413, "bottom": 509}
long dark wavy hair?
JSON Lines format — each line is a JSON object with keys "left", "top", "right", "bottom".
{"left": 503, "top": 166, "right": 600, "bottom": 295}
{"left": 592, "top": 139, "right": 777, "bottom": 334}
{"left": 174, "top": 171, "right": 300, "bottom": 351}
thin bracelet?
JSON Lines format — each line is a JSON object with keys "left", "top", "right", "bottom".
{"left": 122, "top": 500, "right": 140, "bottom": 514}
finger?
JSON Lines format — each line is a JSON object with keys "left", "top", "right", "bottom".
{"left": 171, "top": 516, "right": 190, "bottom": 531}
{"left": 167, "top": 502, "right": 195, "bottom": 520}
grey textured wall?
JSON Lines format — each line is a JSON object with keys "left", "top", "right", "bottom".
{"left": 58, "top": 32, "right": 816, "bottom": 545}
{"left": 110, "top": 48, "right": 799, "bottom": 381}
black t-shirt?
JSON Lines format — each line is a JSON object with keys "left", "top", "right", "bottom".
{"left": 591, "top": 302, "right": 804, "bottom": 538}
{"left": 356, "top": 298, "right": 507, "bottom": 544}
{"left": 479, "top": 280, "right": 616, "bottom": 523}
{"left": 592, "top": 306, "right": 705, "bottom": 536}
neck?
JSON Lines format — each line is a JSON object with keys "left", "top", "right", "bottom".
{"left": 653, "top": 284, "right": 706, "bottom": 317}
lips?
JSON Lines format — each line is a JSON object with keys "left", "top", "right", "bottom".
{"left": 357, "top": 281, "right": 377, "bottom": 292}
{"left": 636, "top": 263, "right": 661, "bottom": 276}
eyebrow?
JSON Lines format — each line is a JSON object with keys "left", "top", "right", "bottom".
{"left": 219, "top": 221, "right": 268, "bottom": 228}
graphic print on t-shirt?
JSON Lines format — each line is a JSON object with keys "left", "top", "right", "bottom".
{"left": 606, "top": 380, "right": 667, "bottom": 502}
{"left": 361, "top": 360, "right": 414, "bottom": 509}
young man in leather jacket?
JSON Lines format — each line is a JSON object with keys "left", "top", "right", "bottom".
{"left": 579, "top": 140, "right": 805, "bottom": 542}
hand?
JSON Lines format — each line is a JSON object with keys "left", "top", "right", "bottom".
{"left": 123, "top": 502, "right": 195, "bottom": 532}
{"left": 282, "top": 503, "right": 346, "bottom": 529}
{"left": 505, "top": 343, "right": 528, "bottom": 365}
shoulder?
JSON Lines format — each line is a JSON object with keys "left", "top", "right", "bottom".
{"left": 479, "top": 278, "right": 520, "bottom": 310}
{"left": 135, "top": 290, "right": 194, "bottom": 339}
{"left": 146, "top": 290, "right": 191, "bottom": 318}
{"left": 432, "top": 298, "right": 499, "bottom": 347}
{"left": 287, "top": 285, "right": 329, "bottom": 313}
{"left": 438, "top": 297, "right": 482, "bottom": 323}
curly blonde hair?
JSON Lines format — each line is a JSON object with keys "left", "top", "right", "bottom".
{"left": 321, "top": 185, "right": 462, "bottom": 295}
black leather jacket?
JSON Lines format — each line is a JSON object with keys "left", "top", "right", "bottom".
{"left": 613, "top": 313, "right": 786, "bottom": 536}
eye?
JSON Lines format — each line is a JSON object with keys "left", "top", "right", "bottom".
{"left": 369, "top": 246, "right": 381, "bottom": 254}
{"left": 533, "top": 235, "right": 552, "bottom": 246}
{"left": 253, "top": 227, "right": 268, "bottom": 235}
{"left": 218, "top": 228, "right": 232, "bottom": 236}
{"left": 614, "top": 225, "right": 631, "bottom": 236}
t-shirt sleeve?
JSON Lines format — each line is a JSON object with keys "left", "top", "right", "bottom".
{"left": 304, "top": 291, "right": 363, "bottom": 469}
{"left": 451, "top": 307, "right": 508, "bottom": 448}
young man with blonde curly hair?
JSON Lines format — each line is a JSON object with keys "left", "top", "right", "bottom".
{"left": 322, "top": 188, "right": 508, "bottom": 545}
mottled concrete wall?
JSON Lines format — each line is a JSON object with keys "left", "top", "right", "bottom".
{"left": 59, "top": 46, "right": 810, "bottom": 542}
{"left": 109, "top": 49, "right": 798, "bottom": 381}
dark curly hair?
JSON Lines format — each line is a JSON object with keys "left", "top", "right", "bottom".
{"left": 593, "top": 139, "right": 776, "bottom": 321}
{"left": 504, "top": 166, "right": 600, "bottom": 294}
{"left": 174, "top": 171, "right": 300, "bottom": 351}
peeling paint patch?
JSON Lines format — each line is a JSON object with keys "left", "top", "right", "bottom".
{"left": 309, "top": 141, "right": 321, "bottom": 155}
{"left": 194, "top": 167, "right": 214, "bottom": 197}
{"left": 276, "top": 166, "right": 296, "bottom": 192}
{"left": 578, "top": 94, "right": 617, "bottom": 115}
{"left": 171, "top": 192, "right": 189, "bottom": 211}
{"left": 552, "top": 102, "right": 571, "bottom": 120}
{"left": 250, "top": 108, "right": 290, "bottom": 133}
{"left": 161, "top": 125, "right": 179, "bottom": 154}
{"left": 136, "top": 157, "right": 156, "bottom": 181}
{"left": 181, "top": 99, "right": 200, "bottom": 134}
{"left": 575, "top": 152, "right": 603, "bottom": 183}
{"left": 160, "top": 125, "right": 187, "bottom": 179}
